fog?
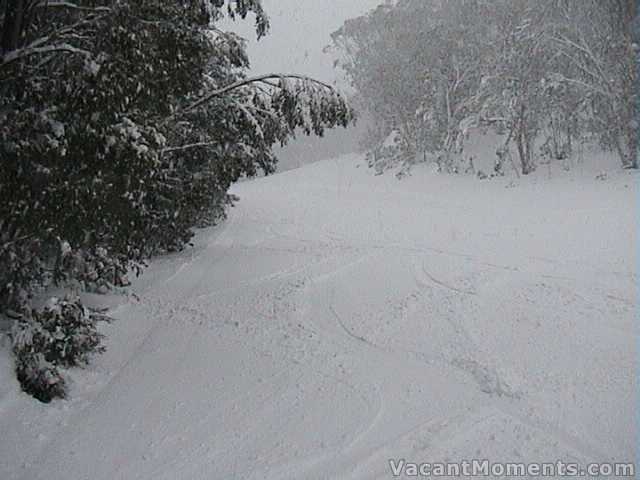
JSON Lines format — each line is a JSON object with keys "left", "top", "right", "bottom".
{"left": 222, "top": 0, "right": 384, "bottom": 171}
{"left": 224, "top": 0, "right": 384, "bottom": 84}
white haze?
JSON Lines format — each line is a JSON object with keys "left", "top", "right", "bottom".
{"left": 222, "top": 0, "right": 385, "bottom": 171}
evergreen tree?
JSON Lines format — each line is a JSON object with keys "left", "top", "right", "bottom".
{"left": 0, "top": 0, "right": 354, "bottom": 401}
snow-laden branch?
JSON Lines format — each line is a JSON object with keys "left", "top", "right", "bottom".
{"left": 550, "top": 72, "right": 612, "bottom": 99}
{"left": 181, "top": 73, "right": 335, "bottom": 114}
{"left": 551, "top": 33, "right": 613, "bottom": 96}
{"left": 0, "top": 6, "right": 111, "bottom": 67}
{"left": 36, "top": 1, "right": 110, "bottom": 12}
{"left": 1, "top": 42, "right": 91, "bottom": 67}
{"left": 162, "top": 142, "right": 220, "bottom": 154}
{"left": 231, "top": 99, "right": 266, "bottom": 140}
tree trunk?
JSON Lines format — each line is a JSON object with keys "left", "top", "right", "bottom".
{"left": 523, "top": 127, "right": 535, "bottom": 174}
{"left": 512, "top": 102, "right": 537, "bottom": 175}
{"left": 630, "top": 0, "right": 639, "bottom": 168}
{"left": 1, "top": 0, "right": 26, "bottom": 54}
{"left": 614, "top": 0, "right": 638, "bottom": 168}
{"left": 515, "top": 128, "right": 526, "bottom": 174}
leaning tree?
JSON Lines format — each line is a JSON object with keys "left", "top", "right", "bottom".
{"left": 0, "top": 0, "right": 354, "bottom": 401}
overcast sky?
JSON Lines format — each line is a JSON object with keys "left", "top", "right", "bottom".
{"left": 223, "top": 0, "right": 385, "bottom": 85}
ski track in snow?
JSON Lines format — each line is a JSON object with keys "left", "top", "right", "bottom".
{"left": 0, "top": 154, "right": 636, "bottom": 479}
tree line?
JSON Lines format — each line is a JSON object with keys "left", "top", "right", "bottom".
{"left": 330, "top": 0, "right": 638, "bottom": 176}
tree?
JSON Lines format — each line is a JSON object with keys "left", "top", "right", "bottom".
{"left": 550, "top": 0, "right": 637, "bottom": 168}
{"left": 477, "top": 0, "right": 554, "bottom": 174}
{"left": 634, "top": 0, "right": 640, "bottom": 169}
{"left": 330, "top": 1, "right": 429, "bottom": 172}
{"left": 0, "top": 0, "right": 354, "bottom": 401}
{"left": 331, "top": 0, "right": 493, "bottom": 173}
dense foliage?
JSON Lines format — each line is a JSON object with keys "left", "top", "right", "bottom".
{"left": 11, "top": 295, "right": 111, "bottom": 402}
{"left": 0, "top": 0, "right": 353, "bottom": 400}
{"left": 331, "top": 0, "right": 637, "bottom": 175}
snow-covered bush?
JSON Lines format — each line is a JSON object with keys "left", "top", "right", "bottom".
{"left": 0, "top": 235, "right": 47, "bottom": 312}
{"left": 13, "top": 352, "right": 67, "bottom": 404}
{"left": 366, "top": 145, "right": 402, "bottom": 175}
{"left": 9, "top": 296, "right": 111, "bottom": 402}
{"left": 58, "top": 246, "right": 132, "bottom": 293}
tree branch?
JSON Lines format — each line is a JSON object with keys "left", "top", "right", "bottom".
{"left": 162, "top": 142, "right": 220, "bottom": 154}
{"left": 180, "top": 73, "right": 335, "bottom": 114}
{"left": 1, "top": 42, "right": 90, "bottom": 66}
{"left": 35, "top": 1, "right": 110, "bottom": 12}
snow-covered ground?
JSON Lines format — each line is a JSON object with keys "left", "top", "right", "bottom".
{"left": 0, "top": 149, "right": 636, "bottom": 479}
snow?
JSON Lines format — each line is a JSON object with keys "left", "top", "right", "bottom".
{"left": 0, "top": 148, "right": 636, "bottom": 479}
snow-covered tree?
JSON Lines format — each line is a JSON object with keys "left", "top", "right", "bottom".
{"left": 549, "top": 0, "right": 637, "bottom": 168}
{"left": 0, "top": 0, "right": 354, "bottom": 401}
{"left": 332, "top": 0, "right": 637, "bottom": 175}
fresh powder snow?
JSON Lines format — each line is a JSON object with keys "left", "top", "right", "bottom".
{"left": 0, "top": 150, "right": 636, "bottom": 479}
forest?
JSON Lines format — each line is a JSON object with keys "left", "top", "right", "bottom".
{"left": 330, "top": 0, "right": 638, "bottom": 176}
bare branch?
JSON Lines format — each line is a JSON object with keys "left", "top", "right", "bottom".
{"left": 551, "top": 72, "right": 612, "bottom": 99}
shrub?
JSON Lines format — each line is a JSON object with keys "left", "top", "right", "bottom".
{"left": 14, "top": 353, "right": 67, "bottom": 404}
{"left": 10, "top": 295, "right": 111, "bottom": 402}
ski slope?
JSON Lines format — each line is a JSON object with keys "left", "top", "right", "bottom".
{"left": 0, "top": 152, "right": 636, "bottom": 479}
